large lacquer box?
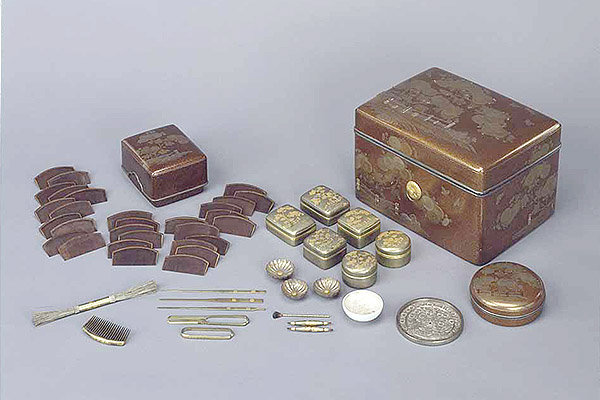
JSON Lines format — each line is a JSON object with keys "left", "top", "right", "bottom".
{"left": 354, "top": 67, "right": 560, "bottom": 265}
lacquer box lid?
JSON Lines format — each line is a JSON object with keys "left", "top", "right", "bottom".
{"left": 342, "top": 250, "right": 377, "bottom": 278}
{"left": 469, "top": 261, "right": 545, "bottom": 326}
{"left": 304, "top": 228, "right": 347, "bottom": 259}
{"left": 355, "top": 67, "right": 561, "bottom": 193}
{"left": 375, "top": 230, "right": 411, "bottom": 256}
{"left": 337, "top": 207, "right": 380, "bottom": 237}
{"left": 300, "top": 185, "right": 350, "bottom": 225}
{"left": 121, "top": 124, "right": 208, "bottom": 207}
{"left": 266, "top": 204, "right": 316, "bottom": 246}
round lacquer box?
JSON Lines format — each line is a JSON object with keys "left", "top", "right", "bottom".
{"left": 469, "top": 261, "right": 545, "bottom": 327}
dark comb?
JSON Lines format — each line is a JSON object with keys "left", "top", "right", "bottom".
{"left": 82, "top": 315, "right": 130, "bottom": 346}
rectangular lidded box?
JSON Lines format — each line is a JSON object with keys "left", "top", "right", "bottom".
{"left": 266, "top": 204, "right": 316, "bottom": 246}
{"left": 337, "top": 207, "right": 381, "bottom": 248}
{"left": 300, "top": 185, "right": 350, "bottom": 226}
{"left": 303, "top": 228, "right": 347, "bottom": 269}
{"left": 121, "top": 125, "right": 208, "bottom": 207}
{"left": 354, "top": 67, "right": 561, "bottom": 265}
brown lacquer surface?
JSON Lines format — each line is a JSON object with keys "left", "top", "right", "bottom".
{"left": 213, "top": 215, "right": 256, "bottom": 237}
{"left": 34, "top": 166, "right": 75, "bottom": 189}
{"left": 233, "top": 191, "right": 275, "bottom": 213}
{"left": 173, "top": 222, "right": 219, "bottom": 240}
{"left": 107, "top": 239, "right": 154, "bottom": 258}
{"left": 121, "top": 124, "right": 208, "bottom": 207}
{"left": 170, "top": 239, "right": 219, "bottom": 255}
{"left": 175, "top": 245, "right": 220, "bottom": 268}
{"left": 107, "top": 210, "right": 153, "bottom": 230}
{"left": 112, "top": 247, "right": 158, "bottom": 266}
{"left": 39, "top": 213, "right": 82, "bottom": 239}
{"left": 58, "top": 232, "right": 106, "bottom": 260}
{"left": 164, "top": 217, "right": 205, "bottom": 234}
{"left": 35, "top": 182, "right": 76, "bottom": 204}
{"left": 162, "top": 255, "right": 210, "bottom": 276}
{"left": 356, "top": 67, "right": 560, "bottom": 192}
{"left": 355, "top": 134, "right": 558, "bottom": 264}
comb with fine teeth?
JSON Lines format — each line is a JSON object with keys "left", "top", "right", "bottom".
{"left": 82, "top": 316, "right": 130, "bottom": 346}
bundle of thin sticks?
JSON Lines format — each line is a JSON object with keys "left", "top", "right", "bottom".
{"left": 32, "top": 280, "right": 157, "bottom": 327}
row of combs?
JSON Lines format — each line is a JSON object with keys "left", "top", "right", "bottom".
{"left": 106, "top": 210, "right": 162, "bottom": 265}
{"left": 198, "top": 183, "right": 275, "bottom": 237}
{"left": 35, "top": 166, "right": 108, "bottom": 260}
{"left": 162, "top": 218, "right": 229, "bottom": 276}
{"left": 161, "top": 183, "right": 273, "bottom": 276}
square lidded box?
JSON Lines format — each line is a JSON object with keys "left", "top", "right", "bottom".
{"left": 300, "top": 185, "right": 350, "bottom": 226}
{"left": 121, "top": 125, "right": 208, "bottom": 207}
{"left": 337, "top": 207, "right": 381, "bottom": 248}
{"left": 303, "top": 228, "right": 347, "bottom": 269}
{"left": 354, "top": 67, "right": 561, "bottom": 265}
{"left": 266, "top": 204, "right": 316, "bottom": 246}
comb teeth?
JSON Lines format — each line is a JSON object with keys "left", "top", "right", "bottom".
{"left": 82, "top": 315, "right": 130, "bottom": 346}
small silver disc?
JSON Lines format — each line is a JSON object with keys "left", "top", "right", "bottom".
{"left": 396, "top": 297, "right": 463, "bottom": 346}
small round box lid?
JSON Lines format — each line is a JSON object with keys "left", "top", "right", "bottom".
{"left": 342, "top": 250, "right": 377, "bottom": 277}
{"left": 470, "top": 262, "right": 545, "bottom": 318}
{"left": 375, "top": 230, "right": 411, "bottom": 256}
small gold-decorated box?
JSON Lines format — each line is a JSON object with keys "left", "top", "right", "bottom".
{"left": 375, "top": 230, "right": 411, "bottom": 268}
{"left": 266, "top": 204, "right": 316, "bottom": 246}
{"left": 341, "top": 250, "right": 377, "bottom": 289}
{"left": 300, "top": 185, "right": 350, "bottom": 226}
{"left": 337, "top": 207, "right": 381, "bottom": 248}
{"left": 303, "top": 228, "right": 347, "bottom": 270}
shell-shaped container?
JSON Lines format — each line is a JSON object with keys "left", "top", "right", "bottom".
{"left": 303, "top": 228, "right": 347, "bottom": 270}
{"left": 375, "top": 230, "right": 411, "bottom": 268}
{"left": 281, "top": 279, "right": 309, "bottom": 300}
{"left": 470, "top": 261, "right": 545, "bottom": 327}
{"left": 341, "top": 250, "right": 377, "bottom": 289}
{"left": 313, "top": 277, "right": 341, "bottom": 298}
{"left": 300, "top": 185, "right": 350, "bottom": 226}
{"left": 337, "top": 207, "right": 380, "bottom": 248}
{"left": 266, "top": 204, "right": 316, "bottom": 246}
{"left": 265, "top": 258, "right": 295, "bottom": 280}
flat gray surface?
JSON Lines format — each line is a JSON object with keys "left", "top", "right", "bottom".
{"left": 1, "top": 1, "right": 599, "bottom": 399}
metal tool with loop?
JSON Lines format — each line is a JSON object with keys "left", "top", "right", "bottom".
{"left": 180, "top": 327, "right": 235, "bottom": 340}
{"left": 168, "top": 315, "right": 249, "bottom": 326}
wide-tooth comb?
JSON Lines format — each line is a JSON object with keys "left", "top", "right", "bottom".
{"left": 82, "top": 315, "right": 130, "bottom": 346}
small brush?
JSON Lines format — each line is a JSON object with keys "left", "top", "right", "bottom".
{"left": 272, "top": 311, "right": 330, "bottom": 319}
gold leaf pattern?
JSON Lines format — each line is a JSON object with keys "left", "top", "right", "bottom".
{"left": 305, "top": 228, "right": 346, "bottom": 254}
{"left": 338, "top": 208, "right": 379, "bottom": 234}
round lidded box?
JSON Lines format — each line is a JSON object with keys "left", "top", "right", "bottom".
{"left": 469, "top": 261, "right": 545, "bottom": 327}
{"left": 342, "top": 250, "right": 377, "bottom": 289}
{"left": 375, "top": 230, "right": 411, "bottom": 268}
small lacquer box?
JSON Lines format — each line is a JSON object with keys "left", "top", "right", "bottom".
{"left": 337, "top": 207, "right": 381, "bottom": 248}
{"left": 300, "top": 185, "right": 350, "bottom": 226}
{"left": 303, "top": 228, "right": 347, "bottom": 270}
{"left": 266, "top": 204, "right": 316, "bottom": 246}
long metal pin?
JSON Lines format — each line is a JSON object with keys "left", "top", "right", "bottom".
{"left": 157, "top": 306, "right": 266, "bottom": 311}
{"left": 162, "top": 289, "right": 267, "bottom": 294}
{"left": 159, "top": 298, "right": 264, "bottom": 303}
{"left": 272, "top": 311, "right": 330, "bottom": 319}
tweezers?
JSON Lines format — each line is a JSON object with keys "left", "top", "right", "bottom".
{"left": 159, "top": 298, "right": 264, "bottom": 303}
{"left": 167, "top": 315, "right": 249, "bottom": 326}
{"left": 180, "top": 327, "right": 235, "bottom": 340}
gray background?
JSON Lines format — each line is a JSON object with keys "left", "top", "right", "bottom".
{"left": 1, "top": 1, "right": 599, "bottom": 399}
